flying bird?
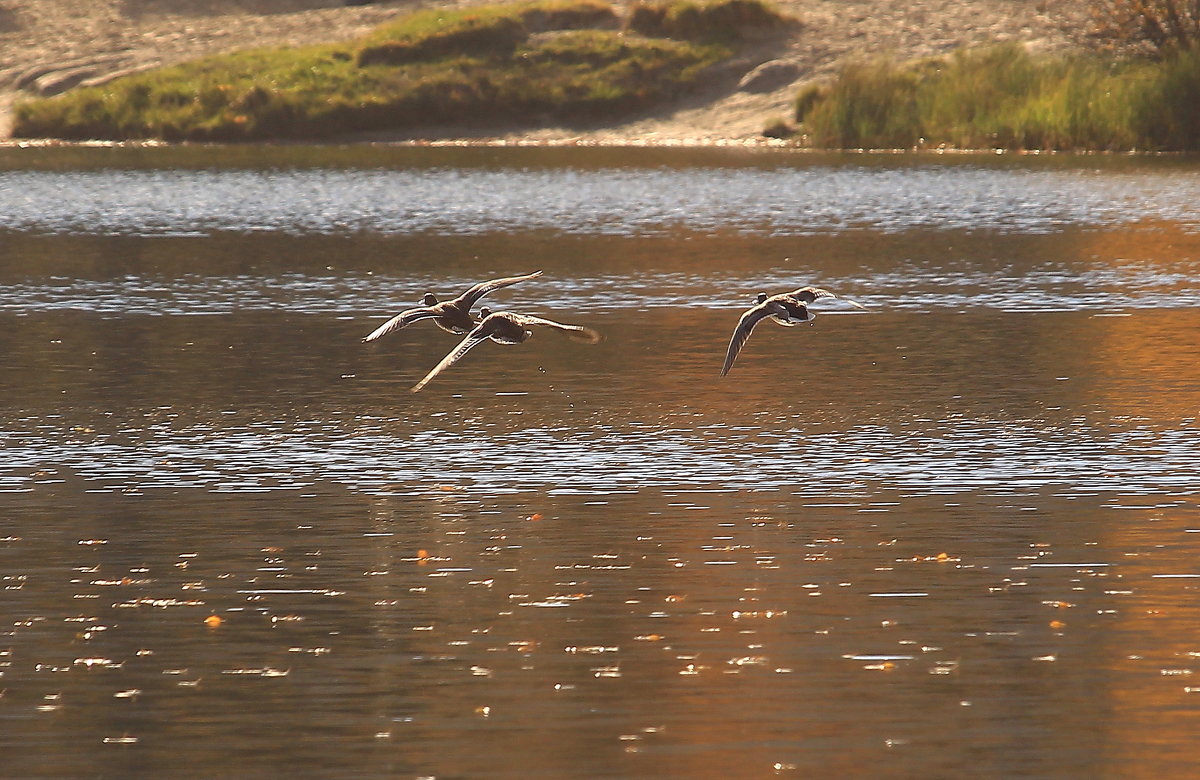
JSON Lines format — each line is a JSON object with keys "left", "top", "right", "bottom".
{"left": 410, "top": 306, "right": 602, "bottom": 393}
{"left": 362, "top": 270, "right": 543, "bottom": 342}
{"left": 721, "top": 286, "right": 864, "bottom": 377}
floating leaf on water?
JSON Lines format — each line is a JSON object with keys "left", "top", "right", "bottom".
{"left": 526, "top": 513, "right": 544, "bottom": 522}
{"left": 204, "top": 614, "right": 223, "bottom": 627}
{"left": 1050, "top": 620, "right": 1066, "bottom": 629}
{"left": 1033, "top": 654, "right": 1057, "bottom": 662}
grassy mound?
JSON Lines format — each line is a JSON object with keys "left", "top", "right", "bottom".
{"left": 13, "top": 0, "right": 788, "bottom": 142}
{"left": 794, "top": 43, "right": 1200, "bottom": 151}
{"left": 626, "top": 0, "right": 784, "bottom": 40}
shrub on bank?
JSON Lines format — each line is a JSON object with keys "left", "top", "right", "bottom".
{"left": 13, "top": 0, "right": 787, "bottom": 142}
{"left": 795, "top": 42, "right": 1200, "bottom": 151}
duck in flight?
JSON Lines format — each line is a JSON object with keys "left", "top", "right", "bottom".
{"left": 362, "top": 270, "right": 543, "bottom": 342}
{"left": 721, "top": 286, "right": 864, "bottom": 377}
{"left": 411, "top": 306, "right": 602, "bottom": 393}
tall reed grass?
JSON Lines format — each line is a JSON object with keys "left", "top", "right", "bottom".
{"left": 797, "top": 43, "right": 1200, "bottom": 151}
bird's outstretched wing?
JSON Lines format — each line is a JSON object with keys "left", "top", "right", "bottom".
{"left": 362, "top": 307, "right": 441, "bottom": 343}
{"left": 790, "top": 286, "right": 866, "bottom": 310}
{"left": 409, "top": 325, "right": 494, "bottom": 393}
{"left": 721, "top": 304, "right": 775, "bottom": 377}
{"left": 514, "top": 314, "right": 603, "bottom": 344}
{"left": 453, "top": 270, "right": 543, "bottom": 308}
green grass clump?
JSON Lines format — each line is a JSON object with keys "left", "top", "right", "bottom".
{"left": 798, "top": 60, "right": 920, "bottom": 149}
{"left": 1134, "top": 46, "right": 1200, "bottom": 148}
{"left": 356, "top": 0, "right": 618, "bottom": 66}
{"left": 796, "top": 42, "right": 1200, "bottom": 151}
{"left": 12, "top": 0, "right": 758, "bottom": 142}
{"left": 626, "top": 0, "right": 787, "bottom": 41}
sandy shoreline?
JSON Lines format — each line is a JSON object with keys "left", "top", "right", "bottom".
{"left": 0, "top": 0, "right": 1094, "bottom": 146}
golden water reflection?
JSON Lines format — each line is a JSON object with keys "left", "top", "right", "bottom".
{"left": 2, "top": 152, "right": 1200, "bottom": 777}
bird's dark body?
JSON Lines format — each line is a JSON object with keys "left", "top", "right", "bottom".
{"left": 362, "top": 271, "right": 542, "bottom": 342}
{"left": 720, "top": 286, "right": 863, "bottom": 376}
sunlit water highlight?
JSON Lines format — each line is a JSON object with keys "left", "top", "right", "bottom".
{"left": 4, "top": 163, "right": 1200, "bottom": 236}
{"left": 2, "top": 261, "right": 1200, "bottom": 315}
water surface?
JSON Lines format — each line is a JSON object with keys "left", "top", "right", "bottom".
{"left": 2, "top": 146, "right": 1199, "bottom": 778}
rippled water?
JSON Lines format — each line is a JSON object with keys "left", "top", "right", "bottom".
{"left": 5, "top": 151, "right": 1200, "bottom": 237}
{"left": 2, "top": 146, "right": 1200, "bottom": 779}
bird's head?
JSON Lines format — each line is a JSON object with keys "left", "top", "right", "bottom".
{"left": 478, "top": 306, "right": 493, "bottom": 319}
{"left": 755, "top": 292, "right": 769, "bottom": 304}
{"left": 421, "top": 292, "right": 439, "bottom": 306}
